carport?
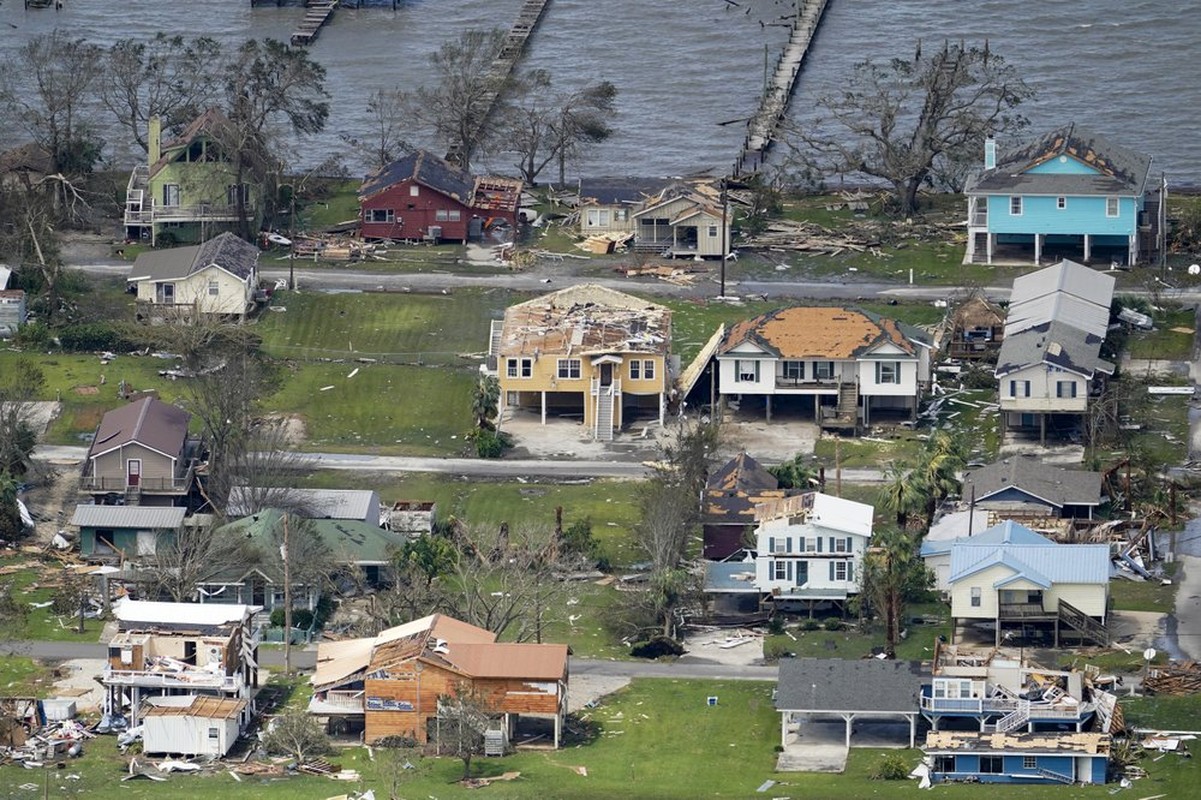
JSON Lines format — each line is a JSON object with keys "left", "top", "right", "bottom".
{"left": 775, "top": 658, "right": 927, "bottom": 750}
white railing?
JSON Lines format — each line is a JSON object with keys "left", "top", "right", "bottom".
{"left": 104, "top": 668, "right": 241, "bottom": 691}
{"left": 310, "top": 690, "right": 365, "bottom": 712}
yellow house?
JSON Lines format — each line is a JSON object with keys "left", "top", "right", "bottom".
{"left": 129, "top": 232, "right": 259, "bottom": 321}
{"left": 489, "top": 285, "right": 672, "bottom": 440}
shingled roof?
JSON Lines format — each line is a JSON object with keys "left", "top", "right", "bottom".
{"left": 966, "top": 123, "right": 1152, "bottom": 196}
{"left": 359, "top": 149, "right": 473, "bottom": 203}
{"left": 775, "top": 658, "right": 926, "bottom": 713}
{"left": 149, "top": 108, "right": 235, "bottom": 179}
{"left": 498, "top": 284, "right": 671, "bottom": 358}
{"left": 130, "top": 232, "right": 259, "bottom": 282}
{"left": 963, "top": 456, "right": 1103, "bottom": 510}
{"left": 703, "top": 453, "right": 785, "bottom": 529}
{"left": 88, "top": 397, "right": 190, "bottom": 461}
{"left": 995, "top": 319, "right": 1114, "bottom": 379}
{"left": 720, "top": 307, "right": 929, "bottom": 359}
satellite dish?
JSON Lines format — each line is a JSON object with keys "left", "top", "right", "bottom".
{"left": 1143, "top": 647, "right": 1157, "bottom": 662}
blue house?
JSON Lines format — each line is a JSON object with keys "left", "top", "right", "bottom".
{"left": 924, "top": 731, "right": 1110, "bottom": 785}
{"left": 965, "top": 124, "right": 1158, "bottom": 267}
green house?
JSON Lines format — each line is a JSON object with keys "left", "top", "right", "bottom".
{"left": 72, "top": 504, "right": 187, "bottom": 561}
{"left": 124, "top": 110, "right": 262, "bottom": 247}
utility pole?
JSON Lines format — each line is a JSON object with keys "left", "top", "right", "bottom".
{"left": 283, "top": 514, "right": 292, "bottom": 676}
{"left": 719, "top": 178, "right": 729, "bottom": 298}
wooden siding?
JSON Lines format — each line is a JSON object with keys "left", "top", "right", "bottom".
{"left": 361, "top": 178, "right": 474, "bottom": 242}
{"left": 135, "top": 265, "right": 253, "bottom": 316}
{"left": 92, "top": 443, "right": 176, "bottom": 485}
{"left": 984, "top": 194, "right": 1138, "bottom": 237}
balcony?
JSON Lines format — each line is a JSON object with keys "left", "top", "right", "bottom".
{"left": 308, "top": 690, "right": 366, "bottom": 715}
{"left": 123, "top": 164, "right": 253, "bottom": 227}
{"left": 919, "top": 692, "right": 1091, "bottom": 720}
{"left": 774, "top": 376, "right": 838, "bottom": 390}
{"left": 999, "top": 602, "right": 1053, "bottom": 619}
{"left": 969, "top": 210, "right": 988, "bottom": 227}
{"left": 103, "top": 667, "right": 242, "bottom": 691}
{"left": 81, "top": 463, "right": 195, "bottom": 495}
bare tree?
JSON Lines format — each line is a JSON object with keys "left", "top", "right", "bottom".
{"left": 0, "top": 360, "right": 45, "bottom": 477}
{"left": 138, "top": 522, "right": 249, "bottom": 602}
{"left": 101, "top": 34, "right": 224, "bottom": 153}
{"left": 502, "top": 71, "right": 618, "bottom": 185}
{"left": 433, "top": 682, "right": 499, "bottom": 780}
{"left": 0, "top": 32, "right": 105, "bottom": 183}
{"left": 220, "top": 419, "right": 317, "bottom": 517}
{"left": 785, "top": 41, "right": 1032, "bottom": 215}
{"left": 402, "top": 29, "right": 511, "bottom": 172}
{"left": 353, "top": 88, "right": 413, "bottom": 171}
{"left": 263, "top": 708, "right": 333, "bottom": 762}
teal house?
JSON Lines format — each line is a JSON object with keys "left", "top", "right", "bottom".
{"left": 72, "top": 504, "right": 187, "bottom": 561}
{"left": 965, "top": 124, "right": 1159, "bottom": 267}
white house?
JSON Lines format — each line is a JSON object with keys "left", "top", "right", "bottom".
{"left": 142, "top": 696, "right": 246, "bottom": 757}
{"left": 995, "top": 261, "right": 1115, "bottom": 443}
{"left": 939, "top": 521, "right": 1110, "bottom": 647}
{"left": 129, "top": 231, "right": 259, "bottom": 321}
{"left": 577, "top": 178, "right": 731, "bottom": 258}
{"left": 715, "top": 306, "right": 932, "bottom": 430}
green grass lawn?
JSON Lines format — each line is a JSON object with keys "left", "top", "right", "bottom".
{"left": 298, "top": 472, "right": 644, "bottom": 567}
{"left": 1110, "top": 561, "right": 1181, "bottom": 613}
{"left": 1125, "top": 304, "right": 1196, "bottom": 360}
{"left": 763, "top": 602, "right": 949, "bottom": 662}
{"left": 0, "top": 655, "right": 51, "bottom": 696}
{"left": 813, "top": 431, "right": 927, "bottom": 469}
{"left": 269, "top": 361, "right": 476, "bottom": 455}
{"left": 0, "top": 556, "right": 107, "bottom": 643}
{"left": 936, "top": 388, "right": 1002, "bottom": 463}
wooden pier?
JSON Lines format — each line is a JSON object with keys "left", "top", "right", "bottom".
{"left": 445, "top": 0, "right": 552, "bottom": 165}
{"left": 290, "top": 1, "right": 338, "bottom": 47}
{"left": 733, "top": 0, "right": 830, "bottom": 177}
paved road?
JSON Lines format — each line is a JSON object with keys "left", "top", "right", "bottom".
{"left": 0, "top": 639, "right": 774, "bottom": 681}
{"left": 31, "top": 444, "right": 888, "bottom": 481}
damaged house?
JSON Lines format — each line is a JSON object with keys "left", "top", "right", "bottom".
{"left": 576, "top": 178, "right": 732, "bottom": 258}
{"left": 701, "top": 452, "right": 787, "bottom": 560}
{"left": 309, "top": 613, "right": 568, "bottom": 748}
{"left": 101, "top": 599, "right": 260, "bottom": 755}
{"left": 486, "top": 284, "right": 673, "bottom": 441}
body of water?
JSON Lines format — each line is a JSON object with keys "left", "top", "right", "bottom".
{"left": 1, "top": 0, "right": 1197, "bottom": 182}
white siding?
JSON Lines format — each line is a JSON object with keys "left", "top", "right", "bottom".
{"left": 998, "top": 365, "right": 1088, "bottom": 412}
{"left": 753, "top": 519, "right": 868, "bottom": 595}
{"left": 1045, "top": 583, "right": 1108, "bottom": 619}
{"left": 949, "top": 563, "right": 1012, "bottom": 619}
{"left": 857, "top": 358, "right": 919, "bottom": 397}
{"left": 143, "top": 714, "right": 239, "bottom": 756}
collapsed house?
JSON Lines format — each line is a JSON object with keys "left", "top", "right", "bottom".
{"left": 309, "top": 614, "right": 568, "bottom": 749}
{"left": 100, "top": 599, "right": 260, "bottom": 752}
{"left": 701, "top": 452, "right": 787, "bottom": 561}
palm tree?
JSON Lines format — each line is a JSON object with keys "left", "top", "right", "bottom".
{"left": 879, "top": 461, "right": 922, "bottom": 528}
{"left": 916, "top": 432, "right": 966, "bottom": 529}
{"left": 861, "top": 527, "right": 932, "bottom": 658}
{"left": 769, "top": 452, "right": 820, "bottom": 490}
{"left": 471, "top": 374, "right": 500, "bottom": 430}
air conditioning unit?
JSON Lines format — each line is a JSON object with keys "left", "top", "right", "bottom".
{"left": 426, "top": 225, "right": 443, "bottom": 241}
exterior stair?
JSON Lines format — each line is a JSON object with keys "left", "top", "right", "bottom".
{"left": 595, "top": 388, "right": 615, "bottom": 442}
{"left": 1035, "top": 767, "right": 1074, "bottom": 784}
{"left": 1058, "top": 599, "right": 1109, "bottom": 646}
{"left": 836, "top": 382, "right": 858, "bottom": 418}
{"left": 993, "top": 700, "right": 1030, "bottom": 733}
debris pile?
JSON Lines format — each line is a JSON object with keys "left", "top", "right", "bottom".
{"left": 0, "top": 710, "right": 94, "bottom": 767}
{"left": 1144, "top": 662, "right": 1201, "bottom": 695}
{"left": 576, "top": 232, "right": 634, "bottom": 255}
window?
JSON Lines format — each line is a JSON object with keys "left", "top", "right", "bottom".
{"left": 1009, "top": 380, "right": 1031, "bottom": 398}
{"left": 832, "top": 537, "right": 850, "bottom": 553}
{"left": 934, "top": 756, "right": 955, "bottom": 774}
{"left": 773, "top": 560, "right": 788, "bottom": 580}
{"left": 163, "top": 184, "right": 180, "bottom": 206}
{"left": 207, "top": 279, "right": 219, "bottom": 296}
{"left": 629, "top": 360, "right": 640, "bottom": 380}
{"left": 507, "top": 358, "right": 533, "bottom": 378}
{"left": 642, "top": 359, "right": 655, "bottom": 380}
{"left": 557, "top": 359, "right": 581, "bottom": 379}
{"left": 814, "top": 361, "right": 834, "bottom": 380}
{"left": 772, "top": 537, "right": 786, "bottom": 554}
{"left": 875, "top": 361, "right": 900, "bottom": 384}
{"left": 782, "top": 361, "right": 805, "bottom": 381}
{"left": 208, "top": 727, "right": 220, "bottom": 740}
{"left": 614, "top": 208, "right": 627, "bottom": 222}
{"left": 409, "top": 185, "right": 419, "bottom": 197}
{"left": 980, "top": 756, "right": 1003, "bottom": 774}
{"left": 1056, "top": 380, "right": 1077, "bottom": 398}
{"left": 970, "top": 587, "right": 982, "bottom": 607}
{"left": 368, "top": 209, "right": 395, "bottom": 223}
{"left": 1106, "top": 196, "right": 1120, "bottom": 217}
{"left": 586, "top": 209, "right": 611, "bottom": 227}
{"left": 735, "top": 359, "right": 759, "bottom": 383}
{"left": 707, "top": 225, "right": 718, "bottom": 238}
{"left": 435, "top": 208, "right": 448, "bottom": 221}
{"left": 1009, "top": 196, "right": 1023, "bottom": 216}
{"left": 1057, "top": 196, "right": 1067, "bottom": 210}
{"left": 448, "top": 209, "right": 461, "bottom": 222}
{"left": 1022, "top": 756, "right": 1038, "bottom": 770}
{"left": 832, "top": 561, "right": 849, "bottom": 581}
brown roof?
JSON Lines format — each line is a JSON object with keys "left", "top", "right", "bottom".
{"left": 143, "top": 696, "right": 246, "bottom": 720}
{"left": 444, "top": 642, "right": 568, "bottom": 681}
{"left": 367, "top": 614, "right": 495, "bottom": 673}
{"left": 703, "top": 453, "right": 786, "bottom": 525}
{"left": 498, "top": 284, "right": 671, "bottom": 358}
{"left": 149, "top": 108, "right": 234, "bottom": 178}
{"left": 720, "top": 307, "right": 918, "bottom": 359}
{"left": 88, "top": 397, "right": 190, "bottom": 460}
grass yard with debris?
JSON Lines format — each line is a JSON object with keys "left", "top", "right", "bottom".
{"left": 1110, "top": 561, "right": 1181, "bottom": 613}
{"left": 763, "top": 602, "right": 950, "bottom": 663}
{"left": 0, "top": 556, "right": 106, "bottom": 643}
{"left": 1124, "top": 304, "right": 1196, "bottom": 361}
{"left": 0, "top": 656, "right": 51, "bottom": 696}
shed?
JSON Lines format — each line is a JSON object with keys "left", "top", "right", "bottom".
{"left": 0, "top": 289, "right": 26, "bottom": 337}
{"left": 71, "top": 504, "right": 187, "bottom": 559}
{"left": 775, "top": 658, "right": 926, "bottom": 748}
{"left": 142, "top": 696, "right": 246, "bottom": 756}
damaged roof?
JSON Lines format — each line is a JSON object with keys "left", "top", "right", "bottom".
{"left": 149, "top": 108, "right": 235, "bottom": 179}
{"left": 1006, "top": 260, "right": 1115, "bottom": 337}
{"left": 964, "top": 457, "right": 1103, "bottom": 509}
{"left": 966, "top": 123, "right": 1152, "bottom": 196}
{"left": 704, "top": 453, "right": 783, "bottom": 524}
{"left": 88, "top": 396, "right": 190, "bottom": 461}
{"left": 754, "top": 492, "right": 874, "bottom": 538}
{"left": 924, "top": 730, "right": 1111, "bottom": 755}
{"left": 995, "top": 319, "right": 1114, "bottom": 379}
{"left": 720, "top": 307, "right": 929, "bottom": 359}
{"left": 360, "top": 149, "right": 473, "bottom": 203}
{"left": 113, "top": 598, "right": 257, "bottom": 631}
{"left": 143, "top": 696, "right": 247, "bottom": 720}
{"left": 130, "top": 231, "right": 259, "bottom": 283}
{"left": 498, "top": 284, "right": 671, "bottom": 357}
{"left": 578, "top": 177, "right": 672, "bottom": 205}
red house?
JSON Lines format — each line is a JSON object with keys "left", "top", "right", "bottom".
{"left": 358, "top": 150, "right": 522, "bottom": 243}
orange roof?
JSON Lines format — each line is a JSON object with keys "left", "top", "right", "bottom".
{"left": 444, "top": 643, "right": 568, "bottom": 681}
{"left": 721, "top": 307, "right": 916, "bottom": 359}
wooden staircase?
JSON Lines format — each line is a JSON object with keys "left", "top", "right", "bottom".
{"left": 1057, "top": 599, "right": 1108, "bottom": 646}
{"left": 594, "top": 384, "right": 616, "bottom": 442}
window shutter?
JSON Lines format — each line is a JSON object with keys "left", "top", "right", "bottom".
{"left": 895, "top": 361, "right": 901, "bottom": 381}
{"left": 797, "top": 536, "right": 805, "bottom": 552}
{"left": 1024, "top": 380, "right": 1031, "bottom": 396}
{"left": 1009, "top": 380, "right": 1016, "bottom": 397}
{"left": 786, "top": 560, "right": 793, "bottom": 582}
{"left": 829, "top": 536, "right": 835, "bottom": 552}
{"left": 846, "top": 537, "right": 853, "bottom": 552}
{"left": 875, "top": 362, "right": 881, "bottom": 383}
{"left": 768, "top": 536, "right": 775, "bottom": 553}
{"left": 817, "top": 537, "right": 823, "bottom": 553}
{"left": 754, "top": 361, "right": 761, "bottom": 381}
{"left": 828, "top": 561, "right": 835, "bottom": 581}
{"left": 786, "top": 537, "right": 792, "bottom": 552}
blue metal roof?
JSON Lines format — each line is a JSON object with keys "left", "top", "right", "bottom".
{"left": 949, "top": 535, "right": 1110, "bottom": 586}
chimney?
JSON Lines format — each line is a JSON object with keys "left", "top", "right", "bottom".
{"left": 984, "top": 137, "right": 997, "bottom": 170}
{"left": 148, "top": 116, "right": 162, "bottom": 166}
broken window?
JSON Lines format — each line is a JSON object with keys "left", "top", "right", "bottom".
{"left": 96, "top": 530, "right": 116, "bottom": 553}
{"left": 586, "top": 209, "right": 611, "bottom": 227}
{"left": 735, "top": 359, "right": 759, "bottom": 383}
{"left": 934, "top": 756, "right": 955, "bottom": 773}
